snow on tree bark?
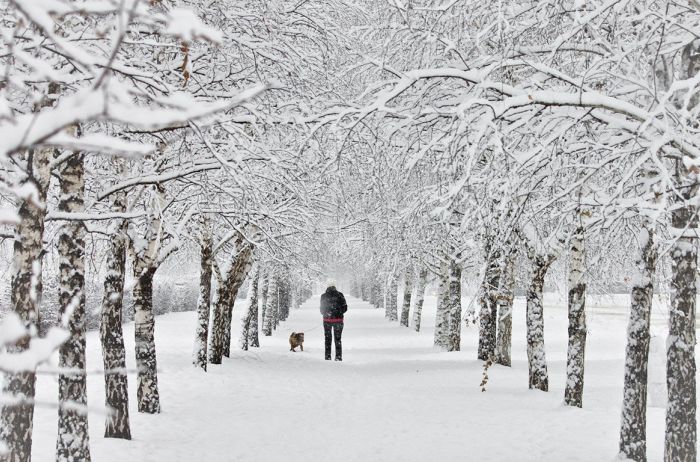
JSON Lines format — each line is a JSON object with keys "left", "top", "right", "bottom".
{"left": 240, "top": 265, "right": 259, "bottom": 351}
{"left": 526, "top": 254, "right": 554, "bottom": 392}
{"left": 478, "top": 243, "right": 501, "bottom": 361}
{"left": 565, "top": 223, "right": 587, "bottom": 408}
{"left": 261, "top": 272, "right": 271, "bottom": 337}
{"left": 130, "top": 186, "right": 167, "bottom": 414}
{"left": 433, "top": 260, "right": 450, "bottom": 349}
{"left": 55, "top": 146, "right": 91, "bottom": 461}
{"left": 267, "top": 274, "right": 279, "bottom": 332}
{"left": 0, "top": 104, "right": 53, "bottom": 460}
{"left": 412, "top": 268, "right": 428, "bottom": 332}
{"left": 400, "top": 266, "right": 413, "bottom": 327}
{"left": 664, "top": 40, "right": 700, "bottom": 462}
{"left": 495, "top": 254, "right": 515, "bottom": 366}
{"left": 665, "top": 173, "right": 698, "bottom": 461}
{"left": 210, "top": 244, "right": 253, "bottom": 363}
{"left": 100, "top": 184, "right": 131, "bottom": 439}
{"left": 619, "top": 227, "right": 657, "bottom": 462}
{"left": 248, "top": 270, "right": 261, "bottom": 348}
{"left": 133, "top": 264, "right": 160, "bottom": 413}
{"left": 278, "top": 274, "right": 290, "bottom": 322}
{"left": 446, "top": 258, "right": 462, "bottom": 352}
{"left": 386, "top": 275, "right": 398, "bottom": 322}
{"left": 193, "top": 226, "right": 213, "bottom": 371}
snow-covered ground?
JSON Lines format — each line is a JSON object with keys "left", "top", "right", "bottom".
{"left": 31, "top": 293, "right": 678, "bottom": 461}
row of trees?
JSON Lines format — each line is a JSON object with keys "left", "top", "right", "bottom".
{"left": 0, "top": 0, "right": 351, "bottom": 460}
{"left": 323, "top": 1, "right": 700, "bottom": 461}
{"left": 2, "top": 0, "right": 700, "bottom": 461}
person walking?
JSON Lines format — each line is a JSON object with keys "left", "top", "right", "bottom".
{"left": 320, "top": 280, "right": 347, "bottom": 361}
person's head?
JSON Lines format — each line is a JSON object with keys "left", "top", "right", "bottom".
{"left": 326, "top": 278, "right": 337, "bottom": 290}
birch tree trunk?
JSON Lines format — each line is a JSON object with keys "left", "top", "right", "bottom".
{"left": 478, "top": 244, "right": 501, "bottom": 361}
{"left": 664, "top": 40, "right": 699, "bottom": 462}
{"left": 248, "top": 270, "right": 261, "bottom": 348}
{"left": 526, "top": 255, "right": 553, "bottom": 392}
{"left": 193, "top": 227, "right": 213, "bottom": 371}
{"left": 261, "top": 272, "right": 272, "bottom": 336}
{"left": 446, "top": 258, "right": 462, "bottom": 352}
{"left": 565, "top": 224, "right": 587, "bottom": 408}
{"left": 100, "top": 187, "right": 131, "bottom": 439}
{"left": 400, "top": 267, "right": 413, "bottom": 327}
{"left": 386, "top": 275, "right": 399, "bottom": 322}
{"left": 56, "top": 149, "right": 91, "bottom": 461}
{"left": 665, "top": 172, "right": 698, "bottom": 462}
{"left": 412, "top": 268, "right": 428, "bottom": 332}
{"left": 370, "top": 280, "right": 380, "bottom": 308}
{"left": 619, "top": 227, "right": 657, "bottom": 462}
{"left": 241, "top": 266, "right": 259, "bottom": 350}
{"left": 278, "top": 274, "right": 290, "bottom": 322}
{"left": 133, "top": 264, "right": 160, "bottom": 413}
{"left": 495, "top": 253, "right": 515, "bottom": 366}
{"left": 267, "top": 274, "right": 279, "bottom": 332}
{"left": 433, "top": 261, "right": 450, "bottom": 349}
{"left": 210, "top": 245, "right": 253, "bottom": 363}
{"left": 0, "top": 92, "right": 54, "bottom": 462}
{"left": 131, "top": 187, "right": 166, "bottom": 414}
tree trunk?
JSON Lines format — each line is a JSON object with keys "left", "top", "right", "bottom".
{"left": 374, "top": 282, "right": 383, "bottom": 309}
{"left": 446, "top": 258, "right": 462, "bottom": 352}
{"left": 210, "top": 276, "right": 231, "bottom": 364}
{"left": 0, "top": 93, "right": 54, "bottom": 462}
{"left": 133, "top": 265, "right": 160, "bottom": 413}
{"left": 665, "top": 171, "right": 698, "bottom": 462}
{"left": 526, "top": 255, "right": 552, "bottom": 392}
{"left": 495, "top": 253, "right": 515, "bottom": 366}
{"left": 412, "top": 268, "right": 428, "bottom": 332}
{"left": 100, "top": 187, "right": 131, "bottom": 439}
{"left": 386, "top": 275, "right": 398, "bottom": 322}
{"left": 267, "top": 274, "right": 279, "bottom": 332}
{"left": 56, "top": 149, "right": 91, "bottom": 461}
{"left": 663, "top": 36, "right": 700, "bottom": 462}
{"left": 619, "top": 227, "right": 657, "bottom": 461}
{"left": 210, "top": 245, "right": 253, "bottom": 363}
{"left": 400, "top": 267, "right": 413, "bottom": 327}
{"left": 278, "top": 274, "right": 290, "bottom": 322}
{"left": 478, "top": 244, "right": 501, "bottom": 361}
{"left": 241, "top": 266, "right": 259, "bottom": 351}
{"left": 433, "top": 261, "right": 450, "bottom": 349}
{"left": 193, "top": 228, "right": 213, "bottom": 371}
{"left": 249, "top": 271, "right": 261, "bottom": 348}
{"left": 261, "top": 272, "right": 272, "bottom": 337}
{"left": 565, "top": 224, "right": 587, "bottom": 407}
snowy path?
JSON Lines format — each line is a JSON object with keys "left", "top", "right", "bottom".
{"left": 32, "top": 294, "right": 669, "bottom": 461}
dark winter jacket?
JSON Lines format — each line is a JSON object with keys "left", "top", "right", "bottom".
{"left": 320, "top": 287, "right": 347, "bottom": 322}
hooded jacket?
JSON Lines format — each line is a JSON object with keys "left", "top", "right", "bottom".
{"left": 320, "top": 286, "right": 347, "bottom": 321}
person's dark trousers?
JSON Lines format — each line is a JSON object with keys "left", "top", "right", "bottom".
{"left": 323, "top": 322, "right": 344, "bottom": 361}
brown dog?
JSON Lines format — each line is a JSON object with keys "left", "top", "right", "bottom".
{"left": 289, "top": 332, "right": 304, "bottom": 352}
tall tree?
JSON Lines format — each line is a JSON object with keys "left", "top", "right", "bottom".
{"left": 193, "top": 223, "right": 213, "bottom": 371}
{"left": 619, "top": 226, "right": 657, "bottom": 461}
{"left": 240, "top": 265, "right": 260, "bottom": 351}
{"left": 412, "top": 268, "right": 429, "bottom": 332}
{"left": 400, "top": 266, "right": 414, "bottom": 327}
{"left": 565, "top": 218, "right": 587, "bottom": 407}
{"left": 0, "top": 89, "right": 55, "bottom": 461}
{"left": 55, "top": 141, "right": 90, "bottom": 460}
{"left": 100, "top": 181, "right": 131, "bottom": 439}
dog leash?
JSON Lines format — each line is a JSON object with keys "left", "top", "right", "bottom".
{"left": 302, "top": 324, "right": 323, "bottom": 332}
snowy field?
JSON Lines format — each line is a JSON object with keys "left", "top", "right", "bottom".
{"left": 30, "top": 293, "right": 683, "bottom": 461}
